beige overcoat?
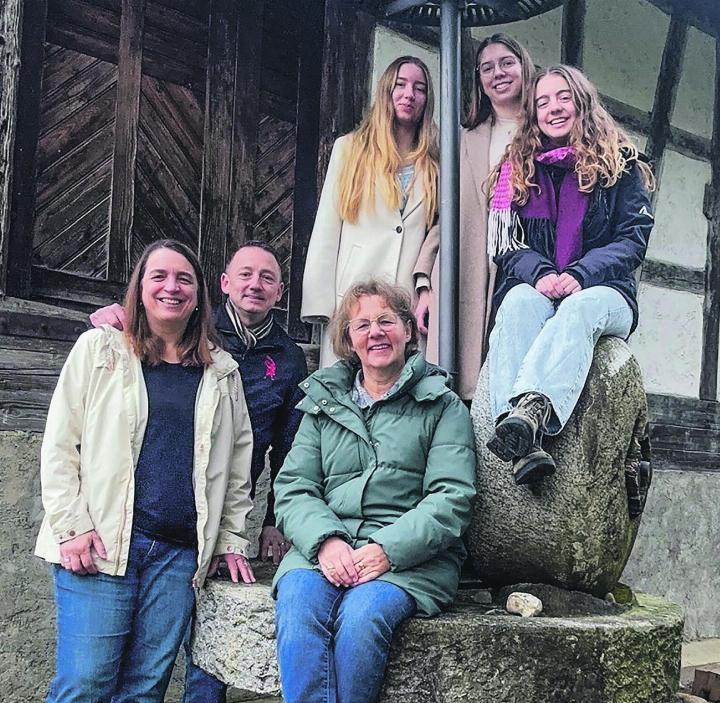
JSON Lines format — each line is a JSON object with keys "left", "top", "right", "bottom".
{"left": 301, "top": 134, "right": 430, "bottom": 367}
{"left": 414, "top": 122, "right": 497, "bottom": 400}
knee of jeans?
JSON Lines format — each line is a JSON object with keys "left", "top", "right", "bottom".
{"left": 555, "top": 289, "right": 613, "bottom": 330}
{"left": 337, "top": 584, "right": 413, "bottom": 635}
{"left": 498, "top": 284, "right": 553, "bottom": 322}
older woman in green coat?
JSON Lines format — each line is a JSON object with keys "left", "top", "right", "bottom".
{"left": 272, "top": 279, "right": 476, "bottom": 703}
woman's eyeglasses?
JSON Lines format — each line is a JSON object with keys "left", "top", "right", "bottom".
{"left": 476, "top": 57, "right": 519, "bottom": 75}
{"left": 347, "top": 313, "right": 401, "bottom": 335}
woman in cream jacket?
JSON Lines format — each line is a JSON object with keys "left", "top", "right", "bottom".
{"left": 301, "top": 56, "right": 439, "bottom": 367}
{"left": 36, "top": 239, "right": 254, "bottom": 703}
{"left": 413, "top": 34, "right": 535, "bottom": 399}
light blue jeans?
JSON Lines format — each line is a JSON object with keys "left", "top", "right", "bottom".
{"left": 46, "top": 529, "right": 197, "bottom": 703}
{"left": 275, "top": 569, "right": 416, "bottom": 703}
{"left": 488, "top": 284, "right": 634, "bottom": 434}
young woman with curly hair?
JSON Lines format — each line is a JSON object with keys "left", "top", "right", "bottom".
{"left": 301, "top": 56, "right": 439, "bottom": 367}
{"left": 484, "top": 64, "right": 655, "bottom": 485}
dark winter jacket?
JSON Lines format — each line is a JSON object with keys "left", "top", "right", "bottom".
{"left": 214, "top": 303, "right": 308, "bottom": 526}
{"left": 493, "top": 160, "right": 654, "bottom": 332}
{"left": 272, "top": 352, "right": 476, "bottom": 617}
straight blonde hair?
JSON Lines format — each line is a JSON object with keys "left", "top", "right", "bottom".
{"left": 337, "top": 56, "right": 439, "bottom": 230}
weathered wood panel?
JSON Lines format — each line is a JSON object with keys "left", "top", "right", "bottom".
{"left": 6, "top": 0, "right": 48, "bottom": 298}
{"left": 640, "top": 259, "right": 705, "bottom": 295}
{"left": 0, "top": 0, "right": 25, "bottom": 295}
{"left": 32, "top": 46, "right": 117, "bottom": 277}
{"left": 107, "top": 0, "right": 145, "bottom": 282}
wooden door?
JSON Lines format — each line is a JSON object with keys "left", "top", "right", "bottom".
{"left": 9, "top": 0, "right": 324, "bottom": 336}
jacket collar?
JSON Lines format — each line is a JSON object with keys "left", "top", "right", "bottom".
{"left": 300, "top": 352, "right": 450, "bottom": 408}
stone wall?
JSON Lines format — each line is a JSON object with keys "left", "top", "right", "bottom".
{"left": 622, "top": 470, "right": 720, "bottom": 640}
{"left": 0, "top": 431, "right": 54, "bottom": 702}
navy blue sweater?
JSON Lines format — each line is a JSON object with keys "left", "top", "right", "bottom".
{"left": 214, "top": 303, "right": 308, "bottom": 527}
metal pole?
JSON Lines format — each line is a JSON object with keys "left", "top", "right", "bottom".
{"left": 438, "top": 0, "right": 460, "bottom": 382}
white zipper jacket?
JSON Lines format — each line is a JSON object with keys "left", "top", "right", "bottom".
{"left": 35, "top": 326, "right": 254, "bottom": 587}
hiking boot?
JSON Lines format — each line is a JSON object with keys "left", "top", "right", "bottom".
{"left": 512, "top": 445, "right": 556, "bottom": 485}
{"left": 486, "top": 392, "right": 553, "bottom": 462}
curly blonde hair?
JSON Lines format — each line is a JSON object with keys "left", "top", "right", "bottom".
{"left": 337, "top": 56, "right": 439, "bottom": 230}
{"left": 495, "top": 64, "right": 654, "bottom": 205}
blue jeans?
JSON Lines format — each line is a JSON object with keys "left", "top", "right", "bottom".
{"left": 489, "top": 284, "right": 634, "bottom": 433}
{"left": 46, "top": 530, "right": 197, "bottom": 703}
{"left": 275, "top": 569, "right": 416, "bottom": 703}
{"left": 183, "top": 627, "right": 227, "bottom": 703}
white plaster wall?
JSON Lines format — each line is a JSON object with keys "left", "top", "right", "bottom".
{"left": 469, "top": 6, "right": 563, "bottom": 68}
{"left": 371, "top": 26, "right": 440, "bottom": 114}
{"left": 672, "top": 26, "right": 716, "bottom": 140}
{"left": 584, "top": 0, "right": 668, "bottom": 112}
{"left": 649, "top": 149, "right": 710, "bottom": 270}
{"left": 629, "top": 283, "right": 703, "bottom": 397}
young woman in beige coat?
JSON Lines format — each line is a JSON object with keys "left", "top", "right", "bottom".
{"left": 301, "top": 56, "right": 439, "bottom": 367}
{"left": 413, "top": 34, "right": 535, "bottom": 399}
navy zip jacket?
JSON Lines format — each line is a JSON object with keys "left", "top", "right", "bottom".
{"left": 493, "top": 160, "right": 653, "bottom": 333}
{"left": 214, "top": 302, "right": 308, "bottom": 527}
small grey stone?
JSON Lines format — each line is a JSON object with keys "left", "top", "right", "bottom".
{"left": 506, "top": 592, "right": 543, "bottom": 617}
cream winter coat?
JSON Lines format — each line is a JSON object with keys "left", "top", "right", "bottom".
{"left": 413, "top": 123, "right": 497, "bottom": 399}
{"left": 35, "top": 326, "right": 254, "bottom": 588}
{"left": 301, "top": 134, "right": 431, "bottom": 366}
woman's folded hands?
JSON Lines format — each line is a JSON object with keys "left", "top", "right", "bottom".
{"left": 317, "top": 536, "right": 390, "bottom": 587}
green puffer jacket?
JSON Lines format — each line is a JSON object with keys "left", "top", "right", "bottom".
{"left": 272, "top": 352, "right": 476, "bottom": 616}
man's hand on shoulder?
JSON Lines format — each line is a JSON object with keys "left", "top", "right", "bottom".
{"left": 89, "top": 303, "right": 127, "bottom": 330}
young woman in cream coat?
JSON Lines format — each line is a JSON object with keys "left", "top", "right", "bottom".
{"left": 413, "top": 34, "right": 535, "bottom": 399}
{"left": 301, "top": 56, "right": 439, "bottom": 367}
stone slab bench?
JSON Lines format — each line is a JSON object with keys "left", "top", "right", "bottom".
{"left": 192, "top": 565, "right": 684, "bottom": 703}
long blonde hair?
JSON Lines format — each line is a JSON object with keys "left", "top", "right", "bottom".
{"left": 499, "top": 64, "right": 654, "bottom": 204}
{"left": 337, "top": 56, "right": 439, "bottom": 229}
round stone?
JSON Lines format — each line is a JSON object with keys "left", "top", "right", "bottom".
{"left": 468, "top": 337, "right": 647, "bottom": 596}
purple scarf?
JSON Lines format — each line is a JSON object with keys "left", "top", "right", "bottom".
{"left": 488, "top": 145, "right": 590, "bottom": 269}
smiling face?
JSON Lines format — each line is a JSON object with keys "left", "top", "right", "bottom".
{"left": 535, "top": 72, "right": 578, "bottom": 144}
{"left": 391, "top": 61, "right": 428, "bottom": 128}
{"left": 140, "top": 247, "right": 198, "bottom": 331}
{"left": 477, "top": 42, "right": 523, "bottom": 112}
{"left": 220, "top": 246, "right": 284, "bottom": 327}
{"left": 348, "top": 295, "right": 411, "bottom": 379}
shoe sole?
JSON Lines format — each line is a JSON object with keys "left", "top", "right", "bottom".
{"left": 487, "top": 416, "right": 535, "bottom": 462}
{"left": 514, "top": 453, "right": 556, "bottom": 485}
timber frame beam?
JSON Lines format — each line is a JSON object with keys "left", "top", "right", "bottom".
{"left": 0, "top": 0, "right": 24, "bottom": 298}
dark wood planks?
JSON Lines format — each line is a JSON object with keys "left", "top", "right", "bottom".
{"left": 0, "top": 0, "right": 24, "bottom": 295}
{"left": 648, "top": 393, "right": 720, "bottom": 472}
{"left": 317, "top": 1, "right": 374, "bottom": 192}
{"left": 199, "top": 0, "right": 240, "bottom": 302}
{"left": 640, "top": 259, "right": 705, "bottom": 295}
{"left": 561, "top": 0, "right": 585, "bottom": 67}
{"left": 227, "top": 0, "right": 264, "bottom": 257}
{"left": 288, "top": 0, "right": 324, "bottom": 338}
{"left": 699, "top": 38, "right": 720, "bottom": 401}
{"left": 107, "top": 0, "right": 146, "bottom": 282}
{"left": 6, "top": 0, "right": 48, "bottom": 298}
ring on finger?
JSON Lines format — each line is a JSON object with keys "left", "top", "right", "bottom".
{"left": 63, "top": 557, "right": 71, "bottom": 563}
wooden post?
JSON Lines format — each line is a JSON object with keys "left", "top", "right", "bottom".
{"left": 288, "top": 0, "right": 325, "bottom": 339}
{"left": 4, "top": 0, "right": 47, "bottom": 299}
{"left": 199, "top": 0, "right": 239, "bottom": 305}
{"left": 699, "top": 37, "right": 720, "bottom": 401}
{"left": 316, "top": 1, "right": 374, "bottom": 191}
{"left": 645, "top": 15, "right": 688, "bottom": 193}
{"left": 561, "top": 0, "right": 585, "bottom": 67}
{"left": 0, "top": 0, "right": 24, "bottom": 297}
{"left": 227, "top": 1, "right": 264, "bottom": 258}
{"left": 107, "top": 0, "right": 146, "bottom": 282}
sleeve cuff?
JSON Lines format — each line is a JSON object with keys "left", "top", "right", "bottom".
{"left": 414, "top": 275, "right": 431, "bottom": 292}
{"left": 214, "top": 531, "right": 250, "bottom": 558}
{"left": 54, "top": 513, "right": 96, "bottom": 543}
